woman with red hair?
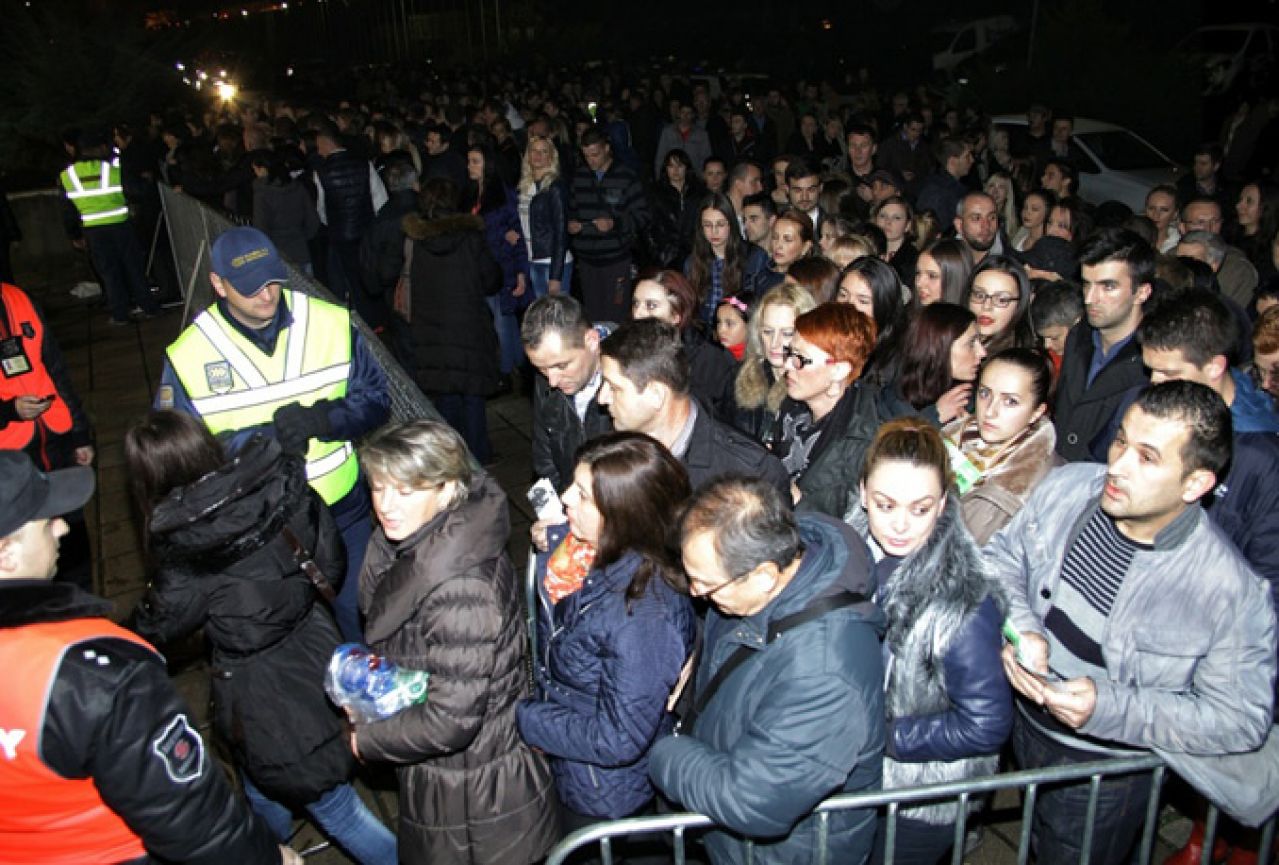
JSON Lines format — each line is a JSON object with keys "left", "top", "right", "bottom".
{"left": 774, "top": 302, "right": 882, "bottom": 517}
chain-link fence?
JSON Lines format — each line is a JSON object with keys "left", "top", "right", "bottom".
{"left": 159, "top": 184, "right": 441, "bottom": 426}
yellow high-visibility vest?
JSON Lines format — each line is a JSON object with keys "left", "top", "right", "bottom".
{"left": 166, "top": 290, "right": 359, "bottom": 504}
{"left": 60, "top": 159, "right": 130, "bottom": 227}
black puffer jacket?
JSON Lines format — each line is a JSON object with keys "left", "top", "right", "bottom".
{"left": 317, "top": 149, "right": 374, "bottom": 242}
{"left": 134, "top": 436, "right": 353, "bottom": 807}
{"left": 403, "top": 212, "right": 503, "bottom": 396}
{"left": 355, "top": 474, "right": 559, "bottom": 865}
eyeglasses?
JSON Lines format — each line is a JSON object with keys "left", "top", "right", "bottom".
{"left": 782, "top": 345, "right": 836, "bottom": 370}
{"left": 970, "top": 289, "right": 1021, "bottom": 309}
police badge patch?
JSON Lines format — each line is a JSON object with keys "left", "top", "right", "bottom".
{"left": 150, "top": 714, "right": 205, "bottom": 784}
{"left": 204, "top": 361, "right": 234, "bottom": 394}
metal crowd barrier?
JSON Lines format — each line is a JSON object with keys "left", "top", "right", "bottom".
{"left": 547, "top": 754, "right": 1276, "bottom": 865}
{"left": 158, "top": 184, "right": 442, "bottom": 426}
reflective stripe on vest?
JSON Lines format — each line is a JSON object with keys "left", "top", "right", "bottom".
{"left": 60, "top": 160, "right": 129, "bottom": 226}
{"left": 0, "top": 618, "right": 154, "bottom": 864}
{"left": 166, "top": 290, "right": 359, "bottom": 504}
{"left": 0, "top": 283, "right": 73, "bottom": 450}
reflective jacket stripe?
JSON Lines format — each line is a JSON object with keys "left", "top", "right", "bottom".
{"left": 285, "top": 292, "right": 309, "bottom": 379}
{"left": 193, "top": 312, "right": 270, "bottom": 389}
{"left": 188, "top": 362, "right": 351, "bottom": 415}
{"left": 307, "top": 442, "right": 354, "bottom": 480}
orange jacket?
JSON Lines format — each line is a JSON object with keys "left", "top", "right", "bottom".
{"left": 0, "top": 618, "right": 153, "bottom": 864}
{"left": 0, "top": 282, "right": 73, "bottom": 450}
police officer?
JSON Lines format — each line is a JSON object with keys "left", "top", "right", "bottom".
{"left": 156, "top": 227, "right": 390, "bottom": 640}
{"left": 0, "top": 279, "right": 95, "bottom": 590}
{"left": 59, "top": 130, "right": 161, "bottom": 327}
{"left": 0, "top": 451, "right": 300, "bottom": 865}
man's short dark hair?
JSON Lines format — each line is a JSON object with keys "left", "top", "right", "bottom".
{"left": 1181, "top": 195, "right": 1223, "bottom": 221}
{"left": 679, "top": 476, "right": 801, "bottom": 580}
{"left": 1131, "top": 380, "right": 1233, "bottom": 478}
{"left": 384, "top": 161, "right": 418, "bottom": 194}
{"left": 1192, "top": 142, "right": 1224, "bottom": 165}
{"left": 742, "top": 191, "right": 777, "bottom": 217}
{"left": 600, "top": 319, "right": 690, "bottom": 395}
{"left": 845, "top": 122, "right": 876, "bottom": 142}
{"left": 1044, "top": 157, "right": 1077, "bottom": 192}
{"left": 1029, "top": 279, "right": 1084, "bottom": 332}
{"left": 936, "top": 136, "right": 969, "bottom": 164}
{"left": 784, "top": 157, "right": 821, "bottom": 185}
{"left": 1137, "top": 288, "right": 1238, "bottom": 367}
{"left": 579, "top": 126, "right": 609, "bottom": 149}
{"left": 1079, "top": 229, "right": 1156, "bottom": 291}
{"left": 728, "top": 160, "right": 761, "bottom": 188}
{"left": 521, "top": 294, "right": 593, "bottom": 349}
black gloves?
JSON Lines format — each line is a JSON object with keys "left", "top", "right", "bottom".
{"left": 273, "top": 401, "right": 332, "bottom": 456}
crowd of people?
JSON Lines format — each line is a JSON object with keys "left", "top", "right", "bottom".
{"left": 3, "top": 66, "right": 1279, "bottom": 865}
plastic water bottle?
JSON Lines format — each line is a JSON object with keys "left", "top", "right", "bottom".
{"left": 325, "top": 643, "right": 429, "bottom": 724}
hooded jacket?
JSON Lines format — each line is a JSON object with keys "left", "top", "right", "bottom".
{"left": 649, "top": 514, "right": 886, "bottom": 864}
{"left": 134, "top": 436, "right": 353, "bottom": 805}
{"left": 355, "top": 473, "right": 558, "bottom": 865}
{"left": 402, "top": 211, "right": 503, "bottom": 396}
{"left": 517, "top": 524, "right": 697, "bottom": 818}
{"left": 846, "top": 496, "right": 1012, "bottom": 824}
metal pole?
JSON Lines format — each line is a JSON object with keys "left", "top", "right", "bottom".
{"left": 494, "top": 0, "right": 500, "bottom": 51}
{"left": 479, "top": 0, "right": 488, "bottom": 60}
{"left": 1027, "top": 0, "right": 1039, "bottom": 69}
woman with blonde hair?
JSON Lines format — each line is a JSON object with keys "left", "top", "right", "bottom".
{"left": 984, "top": 172, "right": 1018, "bottom": 235}
{"left": 353, "top": 420, "right": 559, "bottom": 865}
{"left": 517, "top": 135, "right": 573, "bottom": 298}
{"left": 730, "top": 283, "right": 817, "bottom": 445}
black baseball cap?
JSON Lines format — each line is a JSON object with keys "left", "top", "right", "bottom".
{"left": 0, "top": 452, "right": 94, "bottom": 538}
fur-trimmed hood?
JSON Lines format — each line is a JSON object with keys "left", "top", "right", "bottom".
{"left": 846, "top": 492, "right": 1005, "bottom": 652}
{"left": 402, "top": 212, "right": 485, "bottom": 251}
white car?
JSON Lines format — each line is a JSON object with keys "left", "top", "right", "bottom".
{"left": 992, "top": 115, "right": 1181, "bottom": 212}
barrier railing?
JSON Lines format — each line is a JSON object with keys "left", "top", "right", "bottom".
{"left": 547, "top": 754, "right": 1276, "bottom": 865}
{"left": 158, "top": 185, "right": 443, "bottom": 426}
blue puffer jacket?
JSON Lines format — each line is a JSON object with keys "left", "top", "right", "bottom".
{"left": 649, "top": 514, "right": 886, "bottom": 864}
{"left": 478, "top": 186, "right": 531, "bottom": 313}
{"left": 516, "top": 525, "right": 696, "bottom": 819}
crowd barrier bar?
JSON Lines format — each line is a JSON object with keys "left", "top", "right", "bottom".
{"left": 547, "top": 754, "right": 1276, "bottom": 865}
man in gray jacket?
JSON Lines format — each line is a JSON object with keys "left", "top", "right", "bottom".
{"left": 987, "top": 381, "right": 1276, "bottom": 865}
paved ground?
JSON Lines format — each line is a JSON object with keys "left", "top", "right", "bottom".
{"left": 15, "top": 249, "right": 1192, "bottom": 864}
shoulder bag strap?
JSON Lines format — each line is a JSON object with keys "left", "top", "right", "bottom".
{"left": 280, "top": 525, "right": 337, "bottom": 603}
{"left": 677, "top": 589, "right": 867, "bottom": 733}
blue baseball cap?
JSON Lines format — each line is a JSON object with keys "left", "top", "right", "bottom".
{"left": 210, "top": 227, "right": 288, "bottom": 296}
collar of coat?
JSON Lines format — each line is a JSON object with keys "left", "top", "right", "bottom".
{"left": 847, "top": 493, "right": 1006, "bottom": 652}
{"left": 401, "top": 212, "right": 484, "bottom": 241}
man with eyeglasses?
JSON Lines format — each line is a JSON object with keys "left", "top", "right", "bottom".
{"left": 649, "top": 476, "right": 885, "bottom": 865}
{"left": 1178, "top": 196, "right": 1257, "bottom": 308}
{"left": 597, "top": 319, "right": 790, "bottom": 497}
